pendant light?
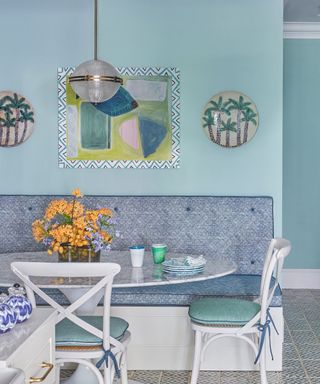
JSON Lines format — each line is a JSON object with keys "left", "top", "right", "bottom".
{"left": 69, "top": 0, "right": 123, "bottom": 103}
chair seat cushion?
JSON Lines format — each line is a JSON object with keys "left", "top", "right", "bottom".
{"left": 189, "top": 297, "right": 261, "bottom": 326}
{"left": 56, "top": 316, "right": 129, "bottom": 346}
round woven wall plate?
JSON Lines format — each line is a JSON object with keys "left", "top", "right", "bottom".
{"left": 0, "top": 91, "right": 35, "bottom": 147}
{"left": 202, "top": 91, "right": 259, "bottom": 148}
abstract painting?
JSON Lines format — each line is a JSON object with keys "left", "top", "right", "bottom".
{"left": 58, "top": 67, "right": 180, "bottom": 168}
{"left": 202, "top": 91, "right": 259, "bottom": 148}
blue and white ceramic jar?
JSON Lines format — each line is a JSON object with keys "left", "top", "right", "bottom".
{"left": 0, "top": 303, "right": 17, "bottom": 333}
{"left": 0, "top": 293, "right": 8, "bottom": 304}
{"left": 7, "top": 284, "right": 32, "bottom": 323}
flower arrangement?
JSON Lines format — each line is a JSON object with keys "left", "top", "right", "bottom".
{"left": 32, "top": 189, "right": 115, "bottom": 256}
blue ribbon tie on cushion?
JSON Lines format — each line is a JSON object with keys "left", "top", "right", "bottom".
{"left": 91, "top": 86, "right": 138, "bottom": 117}
{"left": 96, "top": 348, "right": 121, "bottom": 378}
{"left": 254, "top": 308, "right": 279, "bottom": 364}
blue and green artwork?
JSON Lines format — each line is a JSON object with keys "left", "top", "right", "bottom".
{"left": 80, "top": 103, "right": 109, "bottom": 150}
{"left": 58, "top": 67, "right": 180, "bottom": 169}
{"left": 139, "top": 117, "right": 167, "bottom": 158}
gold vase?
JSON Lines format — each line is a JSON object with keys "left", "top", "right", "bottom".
{"left": 58, "top": 243, "right": 101, "bottom": 262}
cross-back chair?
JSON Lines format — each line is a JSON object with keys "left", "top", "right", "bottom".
{"left": 11, "top": 261, "right": 130, "bottom": 384}
{"left": 188, "top": 238, "right": 291, "bottom": 384}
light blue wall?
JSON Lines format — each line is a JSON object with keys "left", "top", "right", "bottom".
{"left": 0, "top": 0, "right": 283, "bottom": 234}
{"left": 283, "top": 39, "right": 320, "bottom": 268}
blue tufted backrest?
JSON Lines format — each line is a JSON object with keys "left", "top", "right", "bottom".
{"left": 0, "top": 196, "right": 273, "bottom": 274}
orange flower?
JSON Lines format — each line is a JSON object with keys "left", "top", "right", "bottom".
{"left": 50, "top": 224, "right": 73, "bottom": 244}
{"left": 72, "top": 201, "right": 84, "bottom": 218}
{"left": 44, "top": 200, "right": 73, "bottom": 220}
{"left": 98, "top": 208, "right": 113, "bottom": 217}
{"left": 72, "top": 188, "right": 83, "bottom": 198}
{"left": 101, "top": 232, "right": 112, "bottom": 243}
{"left": 73, "top": 216, "right": 86, "bottom": 229}
{"left": 32, "top": 190, "right": 116, "bottom": 254}
{"left": 32, "top": 220, "right": 46, "bottom": 242}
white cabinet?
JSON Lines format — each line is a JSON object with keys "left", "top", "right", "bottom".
{"left": 0, "top": 308, "right": 56, "bottom": 384}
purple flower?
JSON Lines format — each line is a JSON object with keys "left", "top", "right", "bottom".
{"left": 89, "top": 232, "right": 105, "bottom": 252}
{"left": 42, "top": 237, "right": 52, "bottom": 246}
{"left": 104, "top": 243, "right": 112, "bottom": 252}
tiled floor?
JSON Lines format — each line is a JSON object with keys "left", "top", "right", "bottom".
{"left": 61, "top": 289, "right": 320, "bottom": 383}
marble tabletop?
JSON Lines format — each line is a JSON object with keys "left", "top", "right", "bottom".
{"left": 1, "top": 251, "right": 236, "bottom": 288}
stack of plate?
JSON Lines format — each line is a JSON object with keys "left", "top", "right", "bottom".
{"left": 162, "top": 257, "right": 206, "bottom": 276}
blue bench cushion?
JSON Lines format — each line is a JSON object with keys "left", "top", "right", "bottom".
{"left": 189, "top": 297, "right": 261, "bottom": 326}
{"left": 111, "top": 274, "right": 282, "bottom": 307}
{"left": 0, "top": 195, "right": 277, "bottom": 307}
{"left": 0, "top": 196, "right": 273, "bottom": 275}
{"left": 27, "top": 274, "right": 281, "bottom": 308}
{"left": 0, "top": 273, "right": 283, "bottom": 309}
{"left": 56, "top": 316, "right": 129, "bottom": 346}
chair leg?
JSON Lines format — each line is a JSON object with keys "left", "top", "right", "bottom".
{"left": 104, "top": 365, "right": 112, "bottom": 384}
{"left": 55, "top": 362, "right": 61, "bottom": 383}
{"left": 120, "top": 351, "right": 128, "bottom": 384}
{"left": 260, "top": 342, "right": 268, "bottom": 384}
{"left": 190, "top": 330, "right": 203, "bottom": 384}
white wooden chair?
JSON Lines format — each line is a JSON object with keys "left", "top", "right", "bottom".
{"left": 11, "top": 262, "right": 130, "bottom": 384}
{"left": 188, "top": 238, "right": 291, "bottom": 384}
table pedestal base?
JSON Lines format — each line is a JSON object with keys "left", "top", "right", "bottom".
{"left": 62, "top": 365, "right": 96, "bottom": 384}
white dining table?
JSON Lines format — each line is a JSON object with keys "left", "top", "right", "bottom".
{"left": 0, "top": 250, "right": 236, "bottom": 289}
{"left": 0, "top": 250, "right": 236, "bottom": 384}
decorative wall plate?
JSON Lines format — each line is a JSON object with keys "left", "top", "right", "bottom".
{"left": 0, "top": 91, "right": 35, "bottom": 147}
{"left": 202, "top": 91, "right": 259, "bottom": 148}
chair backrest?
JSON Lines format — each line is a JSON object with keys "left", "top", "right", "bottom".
{"left": 259, "top": 238, "right": 291, "bottom": 323}
{"left": 11, "top": 262, "right": 121, "bottom": 351}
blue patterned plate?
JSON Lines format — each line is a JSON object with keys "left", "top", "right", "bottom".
{"left": 163, "top": 265, "right": 205, "bottom": 272}
{"left": 163, "top": 269, "right": 204, "bottom": 276}
{"left": 162, "top": 257, "right": 206, "bottom": 269}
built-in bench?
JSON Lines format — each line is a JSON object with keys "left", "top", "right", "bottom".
{"left": 0, "top": 195, "right": 282, "bottom": 371}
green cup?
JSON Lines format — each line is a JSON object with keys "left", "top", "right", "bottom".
{"left": 152, "top": 244, "right": 167, "bottom": 264}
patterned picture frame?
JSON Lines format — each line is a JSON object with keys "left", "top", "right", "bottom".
{"left": 58, "top": 67, "right": 180, "bottom": 169}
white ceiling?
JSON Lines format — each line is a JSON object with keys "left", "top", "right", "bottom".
{"left": 284, "top": 0, "right": 320, "bottom": 22}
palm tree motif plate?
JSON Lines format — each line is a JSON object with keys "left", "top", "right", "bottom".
{"left": 202, "top": 91, "right": 259, "bottom": 148}
{"left": 0, "top": 91, "right": 35, "bottom": 147}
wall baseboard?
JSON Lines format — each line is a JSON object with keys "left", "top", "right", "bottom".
{"left": 282, "top": 269, "right": 320, "bottom": 289}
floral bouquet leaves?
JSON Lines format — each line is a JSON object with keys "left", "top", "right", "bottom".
{"left": 32, "top": 189, "right": 116, "bottom": 261}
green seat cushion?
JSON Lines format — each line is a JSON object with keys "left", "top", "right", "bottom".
{"left": 56, "top": 316, "right": 129, "bottom": 346}
{"left": 189, "top": 297, "right": 260, "bottom": 326}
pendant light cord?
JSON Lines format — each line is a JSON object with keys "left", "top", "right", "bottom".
{"left": 94, "top": 0, "right": 98, "bottom": 60}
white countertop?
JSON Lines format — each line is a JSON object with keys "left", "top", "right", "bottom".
{"left": 0, "top": 308, "right": 56, "bottom": 367}
{"left": 0, "top": 251, "right": 236, "bottom": 288}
